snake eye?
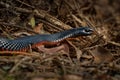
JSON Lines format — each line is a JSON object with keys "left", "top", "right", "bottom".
{"left": 84, "top": 28, "right": 93, "bottom": 33}
{"left": 84, "top": 29, "right": 91, "bottom": 32}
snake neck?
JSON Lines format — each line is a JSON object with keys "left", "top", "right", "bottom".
{"left": 49, "top": 28, "right": 80, "bottom": 42}
{"left": 50, "top": 27, "right": 93, "bottom": 42}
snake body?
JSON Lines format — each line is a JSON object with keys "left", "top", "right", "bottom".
{"left": 0, "top": 27, "right": 93, "bottom": 51}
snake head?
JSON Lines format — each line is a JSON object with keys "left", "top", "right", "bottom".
{"left": 80, "top": 27, "right": 93, "bottom": 35}
{"left": 73, "top": 27, "right": 93, "bottom": 37}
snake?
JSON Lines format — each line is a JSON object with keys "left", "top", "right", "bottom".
{"left": 0, "top": 27, "right": 93, "bottom": 51}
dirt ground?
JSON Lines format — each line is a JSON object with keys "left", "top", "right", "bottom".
{"left": 0, "top": 0, "right": 120, "bottom": 80}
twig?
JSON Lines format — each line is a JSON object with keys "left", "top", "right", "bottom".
{"left": 9, "top": 56, "right": 31, "bottom": 73}
{"left": 39, "top": 19, "right": 63, "bottom": 31}
{"left": 71, "top": 14, "right": 84, "bottom": 25}
{"left": 16, "top": 0, "right": 35, "bottom": 8}
{"left": 108, "top": 41, "right": 120, "bottom": 47}
{"left": 0, "top": 22, "right": 38, "bottom": 34}
{"left": 15, "top": 7, "right": 72, "bottom": 29}
{"left": 0, "top": 51, "right": 41, "bottom": 59}
{"left": 0, "top": 1, "right": 72, "bottom": 30}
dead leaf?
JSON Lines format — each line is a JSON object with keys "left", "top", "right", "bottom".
{"left": 37, "top": 44, "right": 69, "bottom": 54}
{"left": 63, "top": 75, "right": 82, "bottom": 80}
{"left": 90, "top": 46, "right": 113, "bottom": 63}
{"left": 30, "top": 17, "right": 35, "bottom": 28}
{"left": 95, "top": 74, "right": 113, "bottom": 80}
{"left": 66, "top": 40, "right": 82, "bottom": 60}
{"left": 33, "top": 23, "right": 43, "bottom": 34}
{"left": 31, "top": 77, "right": 44, "bottom": 80}
{"left": 76, "top": 49, "right": 82, "bottom": 61}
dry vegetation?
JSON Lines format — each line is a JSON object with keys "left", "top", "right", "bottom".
{"left": 0, "top": 0, "right": 120, "bottom": 80}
